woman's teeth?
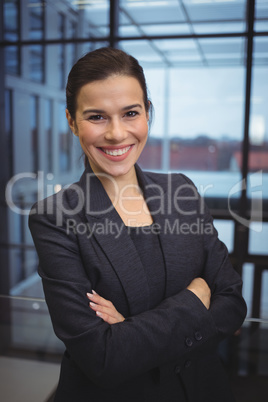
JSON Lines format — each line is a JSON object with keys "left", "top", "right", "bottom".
{"left": 102, "top": 146, "right": 131, "bottom": 156}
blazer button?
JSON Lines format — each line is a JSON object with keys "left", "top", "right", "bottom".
{"left": 194, "top": 331, "right": 202, "bottom": 341}
{"left": 185, "top": 337, "right": 193, "bottom": 347}
{"left": 184, "top": 360, "right": 192, "bottom": 369}
{"left": 174, "top": 365, "right": 181, "bottom": 374}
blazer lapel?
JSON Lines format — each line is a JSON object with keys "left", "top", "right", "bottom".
{"left": 79, "top": 164, "right": 150, "bottom": 316}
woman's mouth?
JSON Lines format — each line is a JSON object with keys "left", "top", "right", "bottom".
{"left": 101, "top": 146, "right": 131, "bottom": 156}
{"left": 97, "top": 145, "right": 134, "bottom": 161}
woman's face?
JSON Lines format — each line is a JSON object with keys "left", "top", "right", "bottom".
{"left": 66, "top": 75, "right": 149, "bottom": 179}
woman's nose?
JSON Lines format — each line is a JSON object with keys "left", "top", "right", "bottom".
{"left": 105, "top": 118, "right": 127, "bottom": 142}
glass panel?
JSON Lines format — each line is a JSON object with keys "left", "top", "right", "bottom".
{"left": 58, "top": 13, "right": 65, "bottom": 89}
{"left": 141, "top": 23, "right": 191, "bottom": 36}
{"left": 45, "top": 99, "right": 53, "bottom": 173}
{"left": 120, "top": 0, "right": 246, "bottom": 37}
{"left": 253, "top": 36, "right": 268, "bottom": 66}
{"left": 261, "top": 270, "right": 268, "bottom": 319}
{"left": 48, "top": 0, "right": 109, "bottom": 39}
{"left": 3, "top": 0, "right": 19, "bottom": 40}
{"left": 193, "top": 21, "right": 245, "bottom": 34}
{"left": 2, "top": 41, "right": 107, "bottom": 299}
{"left": 120, "top": 0, "right": 186, "bottom": 30}
{"left": 123, "top": 38, "right": 245, "bottom": 197}
{"left": 183, "top": 0, "right": 247, "bottom": 22}
{"left": 28, "top": 0, "right": 44, "bottom": 40}
{"left": 4, "top": 0, "right": 19, "bottom": 75}
{"left": 67, "top": 20, "right": 78, "bottom": 68}
{"left": 119, "top": 0, "right": 186, "bottom": 37}
{"left": 5, "top": 90, "right": 13, "bottom": 175}
{"left": 249, "top": 37, "right": 268, "bottom": 201}
{"left": 30, "top": 96, "right": 39, "bottom": 173}
{"left": 249, "top": 223, "right": 268, "bottom": 255}
{"left": 29, "top": 45, "right": 44, "bottom": 82}
{"left": 4, "top": 47, "right": 19, "bottom": 75}
{"left": 0, "top": 295, "right": 63, "bottom": 356}
{"left": 154, "top": 38, "right": 203, "bottom": 65}
{"left": 242, "top": 263, "right": 254, "bottom": 317}
{"left": 198, "top": 37, "right": 245, "bottom": 66}
{"left": 168, "top": 60, "right": 244, "bottom": 194}
{"left": 242, "top": 263, "right": 268, "bottom": 322}
{"left": 58, "top": 102, "right": 72, "bottom": 173}
{"left": 1, "top": 294, "right": 268, "bottom": 399}
{"left": 120, "top": 40, "right": 166, "bottom": 67}
{"left": 255, "top": 0, "right": 268, "bottom": 32}
{"left": 213, "top": 220, "right": 234, "bottom": 253}
{"left": 28, "top": 0, "right": 45, "bottom": 82}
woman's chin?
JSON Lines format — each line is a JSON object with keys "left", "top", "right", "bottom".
{"left": 89, "top": 160, "right": 135, "bottom": 179}
{"left": 105, "top": 165, "right": 134, "bottom": 178}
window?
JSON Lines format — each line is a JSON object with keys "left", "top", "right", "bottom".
{"left": 249, "top": 37, "right": 268, "bottom": 199}
{"left": 28, "top": 0, "right": 44, "bottom": 82}
{"left": 4, "top": 0, "right": 20, "bottom": 75}
{"left": 67, "top": 20, "right": 77, "bottom": 71}
{"left": 255, "top": 0, "right": 268, "bottom": 32}
{"left": 122, "top": 38, "right": 245, "bottom": 199}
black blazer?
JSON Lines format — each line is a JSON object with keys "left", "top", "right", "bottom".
{"left": 29, "top": 164, "right": 247, "bottom": 402}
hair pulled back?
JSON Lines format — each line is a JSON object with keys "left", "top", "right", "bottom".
{"left": 66, "top": 47, "right": 151, "bottom": 120}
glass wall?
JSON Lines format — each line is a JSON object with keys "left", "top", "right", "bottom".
{"left": 1, "top": 0, "right": 267, "bottom": 312}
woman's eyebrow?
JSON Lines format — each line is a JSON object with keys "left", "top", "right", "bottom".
{"left": 82, "top": 104, "right": 142, "bottom": 116}
{"left": 82, "top": 108, "right": 105, "bottom": 116}
{"left": 121, "top": 104, "right": 142, "bottom": 111}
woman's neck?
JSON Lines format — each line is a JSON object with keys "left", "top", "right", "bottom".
{"left": 95, "top": 167, "right": 141, "bottom": 203}
{"left": 92, "top": 165, "right": 153, "bottom": 227}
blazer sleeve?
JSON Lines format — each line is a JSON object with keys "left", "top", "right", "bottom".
{"left": 199, "top": 201, "right": 247, "bottom": 337}
{"left": 180, "top": 174, "right": 247, "bottom": 339}
{"left": 29, "top": 195, "right": 246, "bottom": 389}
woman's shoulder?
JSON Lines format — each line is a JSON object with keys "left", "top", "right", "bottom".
{"left": 143, "top": 170, "right": 197, "bottom": 189}
{"left": 29, "top": 178, "right": 84, "bottom": 223}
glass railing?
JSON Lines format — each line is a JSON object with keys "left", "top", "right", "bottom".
{"left": 0, "top": 295, "right": 63, "bottom": 402}
{"left": 0, "top": 294, "right": 268, "bottom": 402}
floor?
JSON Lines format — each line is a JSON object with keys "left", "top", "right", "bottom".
{"left": 0, "top": 357, "right": 60, "bottom": 402}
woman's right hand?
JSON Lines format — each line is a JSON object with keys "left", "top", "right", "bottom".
{"left": 87, "top": 291, "right": 125, "bottom": 324}
{"left": 187, "top": 277, "right": 211, "bottom": 310}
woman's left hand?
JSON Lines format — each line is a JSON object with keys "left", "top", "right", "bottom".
{"left": 87, "top": 290, "right": 125, "bottom": 324}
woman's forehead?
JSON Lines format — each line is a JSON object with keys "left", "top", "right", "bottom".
{"left": 76, "top": 76, "right": 144, "bottom": 110}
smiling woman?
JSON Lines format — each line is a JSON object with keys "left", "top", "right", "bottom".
{"left": 29, "top": 47, "right": 247, "bottom": 402}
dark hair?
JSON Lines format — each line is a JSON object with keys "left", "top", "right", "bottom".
{"left": 66, "top": 47, "right": 152, "bottom": 120}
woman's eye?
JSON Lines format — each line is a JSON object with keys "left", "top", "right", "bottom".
{"left": 125, "top": 111, "right": 138, "bottom": 117}
{"left": 89, "top": 115, "right": 103, "bottom": 121}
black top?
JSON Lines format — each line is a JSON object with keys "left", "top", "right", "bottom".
{"left": 127, "top": 225, "right": 166, "bottom": 309}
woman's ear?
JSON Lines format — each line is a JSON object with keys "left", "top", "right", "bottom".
{"left": 146, "top": 100, "right": 151, "bottom": 122}
{"left": 66, "top": 109, "right": 78, "bottom": 136}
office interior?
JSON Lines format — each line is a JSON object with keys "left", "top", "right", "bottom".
{"left": 0, "top": 0, "right": 267, "bottom": 401}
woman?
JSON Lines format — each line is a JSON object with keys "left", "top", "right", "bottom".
{"left": 29, "top": 47, "right": 247, "bottom": 402}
